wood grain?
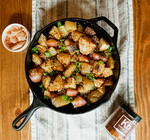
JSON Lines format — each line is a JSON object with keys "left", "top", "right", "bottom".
{"left": 0, "top": 0, "right": 32, "bottom": 140}
{"left": 133, "top": 0, "right": 150, "bottom": 140}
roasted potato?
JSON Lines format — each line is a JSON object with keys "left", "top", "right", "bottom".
{"left": 72, "top": 96, "right": 87, "bottom": 108}
{"left": 32, "top": 53, "right": 42, "bottom": 65}
{"left": 49, "top": 26, "right": 61, "bottom": 40}
{"left": 38, "top": 34, "right": 47, "bottom": 46}
{"left": 71, "top": 54, "right": 78, "bottom": 62}
{"left": 44, "top": 90, "right": 58, "bottom": 100}
{"left": 42, "top": 75, "right": 51, "bottom": 89}
{"left": 52, "top": 95, "right": 69, "bottom": 108}
{"left": 58, "top": 25, "right": 69, "bottom": 36}
{"left": 107, "top": 56, "right": 115, "bottom": 69}
{"left": 63, "top": 63, "right": 76, "bottom": 77}
{"left": 92, "top": 35, "right": 99, "bottom": 44}
{"left": 94, "top": 79, "right": 105, "bottom": 88}
{"left": 92, "top": 61, "right": 105, "bottom": 77}
{"left": 48, "top": 47, "right": 57, "bottom": 57}
{"left": 103, "top": 77, "right": 113, "bottom": 86}
{"left": 64, "top": 39, "right": 74, "bottom": 46}
{"left": 78, "top": 54, "right": 89, "bottom": 62}
{"left": 77, "top": 23, "right": 84, "bottom": 32}
{"left": 64, "top": 77, "right": 76, "bottom": 89}
{"left": 103, "top": 68, "right": 113, "bottom": 78}
{"left": 75, "top": 73, "right": 83, "bottom": 84}
{"left": 84, "top": 27, "right": 96, "bottom": 36}
{"left": 65, "top": 21, "right": 77, "bottom": 32}
{"left": 66, "top": 89, "right": 78, "bottom": 97}
{"left": 98, "top": 38, "right": 110, "bottom": 51}
{"left": 80, "top": 63, "right": 92, "bottom": 75}
{"left": 48, "top": 75, "right": 64, "bottom": 91}
{"left": 67, "top": 43, "right": 77, "bottom": 55}
{"left": 53, "top": 60, "right": 64, "bottom": 71}
{"left": 97, "top": 85, "right": 106, "bottom": 95}
{"left": 46, "top": 39, "right": 58, "bottom": 47}
{"left": 40, "top": 60, "right": 53, "bottom": 73}
{"left": 39, "top": 53, "right": 47, "bottom": 60}
{"left": 72, "top": 31, "right": 84, "bottom": 42}
{"left": 57, "top": 52, "right": 71, "bottom": 67}
{"left": 79, "top": 36, "right": 96, "bottom": 55}
{"left": 37, "top": 45, "right": 47, "bottom": 53}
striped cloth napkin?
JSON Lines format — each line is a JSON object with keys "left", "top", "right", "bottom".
{"left": 30, "top": 0, "right": 135, "bottom": 139}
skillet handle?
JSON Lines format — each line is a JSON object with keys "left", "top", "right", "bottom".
{"left": 12, "top": 94, "right": 46, "bottom": 131}
{"left": 89, "top": 16, "right": 118, "bottom": 45}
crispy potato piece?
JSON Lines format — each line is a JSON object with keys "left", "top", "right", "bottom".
{"left": 83, "top": 77, "right": 95, "bottom": 93}
{"left": 92, "top": 35, "right": 99, "bottom": 44}
{"left": 72, "top": 96, "right": 87, "bottom": 108}
{"left": 77, "top": 23, "right": 84, "bottom": 32}
{"left": 63, "top": 63, "right": 76, "bottom": 77}
{"left": 78, "top": 86, "right": 87, "bottom": 94}
{"left": 87, "top": 90, "right": 104, "bottom": 103}
{"left": 78, "top": 54, "right": 89, "bottom": 62}
{"left": 71, "top": 54, "right": 78, "bottom": 62}
{"left": 52, "top": 95, "right": 69, "bottom": 108}
{"left": 92, "top": 53, "right": 108, "bottom": 62}
{"left": 32, "top": 53, "right": 42, "bottom": 65}
{"left": 97, "top": 85, "right": 106, "bottom": 95}
{"left": 53, "top": 60, "right": 64, "bottom": 71}
{"left": 66, "top": 89, "right": 78, "bottom": 97}
{"left": 80, "top": 63, "right": 92, "bottom": 75}
{"left": 64, "top": 39, "right": 74, "bottom": 46}
{"left": 58, "top": 25, "right": 69, "bottom": 36}
{"left": 42, "top": 75, "right": 51, "bottom": 89}
{"left": 67, "top": 43, "right": 77, "bottom": 56}
{"left": 93, "top": 61, "right": 105, "bottom": 77}
{"left": 37, "top": 45, "right": 47, "bottom": 53}
{"left": 84, "top": 27, "right": 96, "bottom": 36}
{"left": 39, "top": 53, "right": 47, "bottom": 60}
{"left": 48, "top": 47, "right": 57, "bottom": 57}
{"left": 49, "top": 26, "right": 61, "bottom": 40}
{"left": 38, "top": 34, "right": 47, "bottom": 46}
{"left": 103, "top": 77, "right": 113, "bottom": 86}
{"left": 40, "top": 60, "right": 53, "bottom": 73}
{"left": 79, "top": 36, "right": 96, "bottom": 55}
{"left": 48, "top": 75, "right": 64, "bottom": 92}
{"left": 103, "top": 68, "right": 113, "bottom": 78}
{"left": 75, "top": 73, "right": 83, "bottom": 84}
{"left": 46, "top": 39, "right": 58, "bottom": 47}
{"left": 98, "top": 38, "right": 110, "bottom": 51}
{"left": 107, "top": 56, "right": 115, "bottom": 69}
{"left": 64, "top": 77, "right": 76, "bottom": 89}
{"left": 44, "top": 90, "right": 58, "bottom": 100}
{"left": 57, "top": 52, "right": 71, "bottom": 67}
{"left": 94, "top": 79, "right": 105, "bottom": 88}
{"left": 65, "top": 21, "right": 77, "bottom": 32}
{"left": 72, "top": 31, "right": 84, "bottom": 42}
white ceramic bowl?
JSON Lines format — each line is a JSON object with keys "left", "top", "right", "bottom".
{"left": 2, "top": 23, "right": 30, "bottom": 52}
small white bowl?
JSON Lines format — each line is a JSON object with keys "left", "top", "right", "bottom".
{"left": 2, "top": 23, "right": 30, "bottom": 52}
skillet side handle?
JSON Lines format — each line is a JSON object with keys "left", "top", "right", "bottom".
{"left": 12, "top": 94, "right": 46, "bottom": 131}
{"left": 89, "top": 16, "right": 118, "bottom": 45}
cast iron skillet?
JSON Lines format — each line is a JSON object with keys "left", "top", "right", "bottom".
{"left": 12, "top": 16, "right": 120, "bottom": 131}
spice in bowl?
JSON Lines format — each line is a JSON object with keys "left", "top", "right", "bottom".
{"left": 2, "top": 23, "right": 30, "bottom": 52}
{"left": 105, "top": 102, "right": 142, "bottom": 140}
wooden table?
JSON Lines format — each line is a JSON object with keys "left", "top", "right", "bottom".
{"left": 0, "top": 0, "right": 149, "bottom": 139}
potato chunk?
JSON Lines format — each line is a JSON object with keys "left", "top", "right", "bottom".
{"left": 42, "top": 75, "right": 51, "bottom": 89}
{"left": 44, "top": 90, "right": 58, "bottom": 100}
{"left": 92, "top": 61, "right": 105, "bottom": 77}
{"left": 64, "top": 77, "right": 76, "bottom": 89}
{"left": 94, "top": 79, "right": 105, "bottom": 88}
{"left": 46, "top": 39, "right": 58, "bottom": 47}
{"left": 38, "top": 34, "right": 47, "bottom": 46}
{"left": 48, "top": 47, "right": 57, "bottom": 57}
{"left": 52, "top": 95, "right": 69, "bottom": 108}
{"left": 49, "top": 26, "right": 61, "bottom": 40}
{"left": 84, "top": 27, "right": 96, "bottom": 36}
{"left": 107, "top": 56, "right": 115, "bottom": 69}
{"left": 78, "top": 54, "right": 89, "bottom": 62}
{"left": 75, "top": 73, "right": 83, "bottom": 84}
{"left": 97, "top": 85, "right": 106, "bottom": 95}
{"left": 58, "top": 25, "right": 69, "bottom": 36}
{"left": 103, "top": 68, "right": 113, "bottom": 78}
{"left": 40, "top": 60, "right": 53, "bottom": 73}
{"left": 81, "top": 63, "right": 92, "bottom": 75}
{"left": 53, "top": 60, "right": 64, "bottom": 71}
{"left": 32, "top": 53, "right": 42, "bottom": 65}
{"left": 71, "top": 54, "right": 78, "bottom": 62}
{"left": 82, "top": 77, "right": 94, "bottom": 93}
{"left": 72, "top": 31, "right": 84, "bottom": 42}
{"left": 57, "top": 52, "right": 71, "bottom": 67}
{"left": 98, "top": 38, "right": 110, "bottom": 51}
{"left": 48, "top": 75, "right": 64, "bottom": 91}
{"left": 37, "top": 45, "right": 47, "bottom": 53}
{"left": 72, "top": 96, "right": 87, "bottom": 108}
{"left": 64, "top": 39, "right": 74, "bottom": 46}
{"left": 65, "top": 21, "right": 77, "bottom": 32}
{"left": 79, "top": 36, "right": 96, "bottom": 55}
{"left": 63, "top": 63, "right": 76, "bottom": 77}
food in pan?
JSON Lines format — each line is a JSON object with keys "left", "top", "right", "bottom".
{"left": 29, "top": 21, "right": 115, "bottom": 108}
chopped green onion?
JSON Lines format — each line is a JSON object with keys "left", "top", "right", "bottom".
{"left": 62, "top": 44, "right": 66, "bottom": 47}
{"left": 32, "top": 46, "right": 39, "bottom": 53}
{"left": 60, "top": 46, "right": 66, "bottom": 51}
{"left": 39, "top": 83, "right": 43, "bottom": 88}
{"left": 50, "top": 70, "right": 59, "bottom": 76}
{"left": 72, "top": 72, "right": 76, "bottom": 77}
{"left": 68, "top": 97, "right": 73, "bottom": 103}
{"left": 98, "top": 60, "right": 104, "bottom": 64}
{"left": 75, "top": 50, "right": 80, "bottom": 54}
{"left": 57, "top": 21, "right": 62, "bottom": 27}
{"left": 107, "top": 46, "right": 113, "bottom": 55}
{"left": 61, "top": 35, "right": 66, "bottom": 39}
{"left": 44, "top": 72, "right": 49, "bottom": 76}
{"left": 62, "top": 76, "right": 66, "bottom": 79}
{"left": 86, "top": 73, "right": 96, "bottom": 81}
{"left": 101, "top": 53, "right": 107, "bottom": 57}
{"left": 91, "top": 88, "right": 95, "bottom": 91}
{"left": 45, "top": 51, "right": 51, "bottom": 57}
{"left": 75, "top": 68, "right": 80, "bottom": 73}
{"left": 62, "top": 94, "right": 68, "bottom": 101}
{"left": 76, "top": 62, "right": 81, "bottom": 67}
{"left": 52, "top": 57, "right": 56, "bottom": 61}
{"left": 60, "top": 38, "right": 65, "bottom": 42}
{"left": 44, "top": 96, "right": 49, "bottom": 100}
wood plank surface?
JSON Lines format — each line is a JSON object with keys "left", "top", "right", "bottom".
{"left": 0, "top": 0, "right": 32, "bottom": 140}
{"left": 133, "top": 0, "right": 150, "bottom": 140}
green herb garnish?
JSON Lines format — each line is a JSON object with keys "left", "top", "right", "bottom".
{"left": 98, "top": 60, "right": 104, "bottom": 64}
{"left": 75, "top": 68, "right": 80, "bottom": 73}
{"left": 52, "top": 57, "right": 56, "bottom": 61}
{"left": 45, "top": 51, "right": 51, "bottom": 57}
{"left": 72, "top": 72, "right": 76, "bottom": 77}
{"left": 44, "top": 96, "right": 49, "bottom": 100}
{"left": 68, "top": 97, "right": 73, "bottom": 103}
{"left": 101, "top": 53, "right": 107, "bottom": 57}
{"left": 76, "top": 62, "right": 81, "bottom": 67}
{"left": 60, "top": 38, "right": 65, "bottom": 42}
{"left": 75, "top": 50, "right": 80, "bottom": 54}
{"left": 32, "top": 46, "right": 39, "bottom": 53}
{"left": 62, "top": 94, "right": 68, "bottom": 101}
{"left": 86, "top": 73, "right": 96, "bottom": 81}
{"left": 62, "top": 76, "right": 66, "bottom": 79}
{"left": 57, "top": 21, "right": 62, "bottom": 27}
{"left": 44, "top": 72, "right": 49, "bottom": 76}
{"left": 50, "top": 70, "right": 59, "bottom": 76}
{"left": 61, "top": 35, "right": 65, "bottom": 39}
{"left": 39, "top": 83, "right": 45, "bottom": 92}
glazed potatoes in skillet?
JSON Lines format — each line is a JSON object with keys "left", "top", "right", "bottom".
{"left": 29, "top": 21, "right": 115, "bottom": 108}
